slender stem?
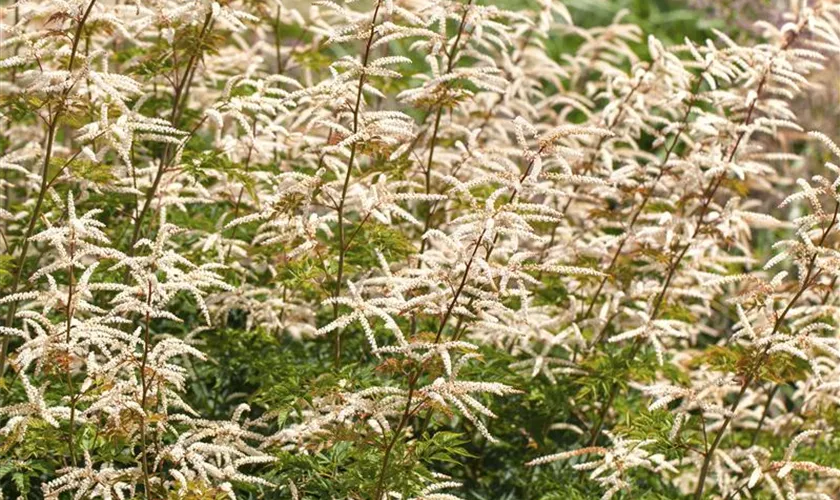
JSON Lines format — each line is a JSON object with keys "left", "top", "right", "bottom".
{"left": 417, "top": 0, "right": 473, "bottom": 253}
{"left": 557, "top": 60, "right": 657, "bottom": 221}
{"left": 693, "top": 199, "right": 838, "bottom": 499}
{"left": 139, "top": 280, "right": 154, "bottom": 495}
{"left": 581, "top": 63, "right": 710, "bottom": 329}
{"left": 64, "top": 233, "right": 77, "bottom": 466}
{"left": 583, "top": 43, "right": 784, "bottom": 451}
{"left": 749, "top": 384, "right": 779, "bottom": 447}
{"left": 373, "top": 221, "right": 489, "bottom": 499}
{"left": 692, "top": 27, "right": 808, "bottom": 499}
{"left": 46, "top": 132, "right": 109, "bottom": 191}
{"left": 342, "top": 211, "right": 373, "bottom": 254}
{"left": 332, "top": 0, "right": 383, "bottom": 367}
{"left": 585, "top": 382, "right": 619, "bottom": 447}
{"left": 373, "top": 137, "right": 544, "bottom": 500}
{"left": 127, "top": 11, "right": 213, "bottom": 252}
{"left": 0, "top": 0, "right": 98, "bottom": 377}
{"left": 372, "top": 384, "right": 417, "bottom": 500}
{"left": 382, "top": 3, "right": 484, "bottom": 446}
{"left": 225, "top": 121, "right": 257, "bottom": 262}
{"left": 67, "top": 0, "right": 97, "bottom": 74}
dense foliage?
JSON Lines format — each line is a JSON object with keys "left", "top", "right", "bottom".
{"left": 4, "top": 0, "right": 840, "bottom": 498}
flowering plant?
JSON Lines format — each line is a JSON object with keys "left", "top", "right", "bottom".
{"left": 4, "top": 0, "right": 840, "bottom": 498}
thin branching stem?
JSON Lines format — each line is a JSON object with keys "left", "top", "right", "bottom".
{"left": 0, "top": 0, "right": 98, "bottom": 376}
{"left": 332, "top": 0, "right": 384, "bottom": 368}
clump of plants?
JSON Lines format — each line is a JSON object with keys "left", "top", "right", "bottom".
{"left": 4, "top": 0, "right": 840, "bottom": 498}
